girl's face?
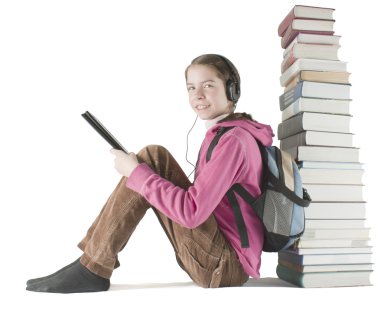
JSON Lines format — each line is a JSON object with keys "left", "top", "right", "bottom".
{"left": 186, "top": 64, "right": 233, "bottom": 120}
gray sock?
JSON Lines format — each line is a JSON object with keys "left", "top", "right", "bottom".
{"left": 26, "top": 259, "right": 110, "bottom": 293}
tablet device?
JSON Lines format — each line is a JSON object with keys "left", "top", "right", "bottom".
{"left": 81, "top": 111, "right": 129, "bottom": 154}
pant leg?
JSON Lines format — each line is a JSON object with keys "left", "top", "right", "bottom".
{"left": 78, "top": 145, "right": 248, "bottom": 287}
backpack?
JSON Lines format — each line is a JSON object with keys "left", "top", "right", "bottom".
{"left": 207, "top": 126, "right": 312, "bottom": 252}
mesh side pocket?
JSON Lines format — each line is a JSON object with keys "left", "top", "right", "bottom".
{"left": 263, "top": 189, "right": 293, "bottom": 236}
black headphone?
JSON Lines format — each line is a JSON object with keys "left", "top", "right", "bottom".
{"left": 214, "top": 54, "right": 241, "bottom": 103}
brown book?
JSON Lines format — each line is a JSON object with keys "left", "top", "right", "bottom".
{"left": 285, "top": 71, "right": 351, "bottom": 90}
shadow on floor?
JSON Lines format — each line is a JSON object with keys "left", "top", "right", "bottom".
{"left": 110, "top": 277, "right": 294, "bottom": 291}
{"left": 243, "top": 277, "right": 295, "bottom": 288}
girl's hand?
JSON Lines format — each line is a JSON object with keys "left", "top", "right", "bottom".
{"left": 110, "top": 149, "right": 139, "bottom": 177}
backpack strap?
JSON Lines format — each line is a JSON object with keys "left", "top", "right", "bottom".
{"left": 226, "top": 188, "right": 250, "bottom": 248}
{"left": 206, "top": 126, "right": 252, "bottom": 248}
{"left": 206, "top": 126, "right": 235, "bottom": 162}
{"left": 267, "top": 172, "right": 311, "bottom": 207}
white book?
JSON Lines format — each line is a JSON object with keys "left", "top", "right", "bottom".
{"left": 295, "top": 238, "right": 369, "bottom": 248}
{"left": 276, "top": 267, "right": 372, "bottom": 287}
{"left": 305, "top": 202, "right": 366, "bottom": 219}
{"left": 285, "top": 146, "right": 360, "bottom": 162}
{"left": 278, "top": 260, "right": 373, "bottom": 273}
{"left": 304, "top": 184, "right": 364, "bottom": 202}
{"left": 281, "top": 131, "right": 354, "bottom": 149}
{"left": 278, "top": 112, "right": 352, "bottom": 140}
{"left": 302, "top": 228, "right": 370, "bottom": 239}
{"left": 300, "top": 168, "right": 364, "bottom": 185}
{"left": 281, "top": 44, "right": 340, "bottom": 72}
{"left": 281, "top": 97, "right": 351, "bottom": 121}
{"left": 286, "top": 246, "right": 372, "bottom": 255}
{"left": 278, "top": 252, "right": 372, "bottom": 265}
{"left": 299, "top": 161, "right": 364, "bottom": 170}
{"left": 283, "top": 34, "right": 342, "bottom": 57}
{"left": 305, "top": 219, "right": 365, "bottom": 229}
{"left": 280, "top": 58, "right": 347, "bottom": 87}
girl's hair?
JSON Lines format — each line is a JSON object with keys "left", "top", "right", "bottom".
{"left": 185, "top": 54, "right": 241, "bottom": 104}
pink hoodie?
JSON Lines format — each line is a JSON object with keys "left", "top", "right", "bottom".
{"left": 126, "top": 118, "right": 274, "bottom": 278}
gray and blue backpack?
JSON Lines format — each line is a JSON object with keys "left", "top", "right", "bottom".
{"left": 207, "top": 126, "right": 311, "bottom": 252}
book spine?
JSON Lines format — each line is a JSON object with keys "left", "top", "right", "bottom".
{"left": 281, "top": 28, "right": 334, "bottom": 49}
{"left": 281, "top": 48, "right": 296, "bottom": 73}
{"left": 279, "top": 81, "right": 303, "bottom": 110}
{"left": 277, "top": 113, "right": 305, "bottom": 140}
{"left": 280, "top": 132, "right": 307, "bottom": 150}
{"left": 276, "top": 264, "right": 304, "bottom": 287}
{"left": 278, "top": 7, "right": 296, "bottom": 36}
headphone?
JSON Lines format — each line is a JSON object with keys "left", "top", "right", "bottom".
{"left": 213, "top": 54, "right": 241, "bottom": 103}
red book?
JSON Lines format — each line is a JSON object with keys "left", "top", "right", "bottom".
{"left": 281, "top": 19, "right": 335, "bottom": 49}
{"left": 278, "top": 5, "right": 335, "bottom": 37}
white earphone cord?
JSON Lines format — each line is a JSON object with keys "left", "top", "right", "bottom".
{"left": 185, "top": 115, "right": 198, "bottom": 178}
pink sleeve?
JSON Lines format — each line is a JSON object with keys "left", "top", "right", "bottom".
{"left": 126, "top": 134, "right": 247, "bottom": 228}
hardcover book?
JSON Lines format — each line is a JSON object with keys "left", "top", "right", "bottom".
{"left": 284, "top": 146, "right": 359, "bottom": 162}
{"left": 277, "top": 112, "right": 352, "bottom": 140}
{"left": 279, "top": 81, "right": 351, "bottom": 110}
{"left": 305, "top": 202, "right": 366, "bottom": 219}
{"left": 302, "top": 184, "right": 363, "bottom": 202}
{"left": 276, "top": 264, "right": 372, "bottom": 287}
{"left": 278, "top": 5, "right": 335, "bottom": 36}
{"left": 280, "top": 58, "right": 347, "bottom": 87}
{"left": 281, "top": 19, "right": 335, "bottom": 49}
{"left": 281, "top": 43, "right": 340, "bottom": 73}
{"left": 283, "top": 34, "right": 341, "bottom": 56}
{"left": 299, "top": 168, "right": 364, "bottom": 185}
{"left": 280, "top": 131, "right": 353, "bottom": 149}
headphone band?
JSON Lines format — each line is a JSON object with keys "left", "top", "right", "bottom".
{"left": 214, "top": 54, "right": 240, "bottom": 103}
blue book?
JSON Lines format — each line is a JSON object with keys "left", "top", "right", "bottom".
{"left": 279, "top": 81, "right": 351, "bottom": 111}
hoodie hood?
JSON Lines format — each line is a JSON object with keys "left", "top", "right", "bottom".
{"left": 208, "top": 118, "right": 274, "bottom": 147}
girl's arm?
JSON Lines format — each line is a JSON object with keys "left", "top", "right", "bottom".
{"left": 126, "top": 132, "right": 252, "bottom": 228}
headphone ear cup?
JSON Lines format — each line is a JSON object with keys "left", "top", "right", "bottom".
{"left": 227, "top": 79, "right": 240, "bottom": 102}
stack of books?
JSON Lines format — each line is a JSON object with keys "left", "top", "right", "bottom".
{"left": 275, "top": 5, "right": 373, "bottom": 288}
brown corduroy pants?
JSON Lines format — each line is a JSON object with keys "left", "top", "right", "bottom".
{"left": 78, "top": 145, "right": 249, "bottom": 288}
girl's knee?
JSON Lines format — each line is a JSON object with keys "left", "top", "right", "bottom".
{"left": 138, "top": 145, "right": 168, "bottom": 156}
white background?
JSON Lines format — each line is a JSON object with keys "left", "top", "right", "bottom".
{"left": 0, "top": 0, "right": 378, "bottom": 312}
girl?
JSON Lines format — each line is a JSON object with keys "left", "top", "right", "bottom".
{"left": 26, "top": 54, "right": 274, "bottom": 293}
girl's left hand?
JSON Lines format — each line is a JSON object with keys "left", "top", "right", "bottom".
{"left": 110, "top": 149, "right": 139, "bottom": 177}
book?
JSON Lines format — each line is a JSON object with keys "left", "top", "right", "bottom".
{"left": 283, "top": 34, "right": 342, "bottom": 56}
{"left": 278, "top": 259, "right": 373, "bottom": 273}
{"left": 303, "top": 184, "right": 363, "bottom": 202}
{"left": 280, "top": 131, "right": 353, "bottom": 149}
{"left": 299, "top": 161, "right": 363, "bottom": 170}
{"left": 281, "top": 98, "right": 351, "bottom": 121}
{"left": 302, "top": 228, "right": 370, "bottom": 240}
{"left": 284, "top": 71, "right": 350, "bottom": 91}
{"left": 281, "top": 19, "right": 335, "bottom": 49}
{"left": 286, "top": 246, "right": 372, "bottom": 255}
{"left": 279, "top": 81, "right": 351, "bottom": 110}
{"left": 277, "top": 112, "right": 352, "bottom": 140}
{"left": 278, "top": 5, "right": 335, "bottom": 36}
{"left": 276, "top": 264, "right": 372, "bottom": 287}
{"left": 305, "top": 202, "right": 366, "bottom": 219}
{"left": 280, "top": 58, "right": 347, "bottom": 87}
{"left": 281, "top": 43, "right": 340, "bottom": 73}
{"left": 81, "top": 111, "right": 128, "bottom": 153}
{"left": 299, "top": 168, "right": 364, "bottom": 185}
{"left": 278, "top": 251, "right": 372, "bottom": 265}
{"left": 305, "top": 219, "right": 365, "bottom": 229}
{"left": 295, "top": 238, "right": 369, "bottom": 248}
{"left": 284, "top": 146, "right": 360, "bottom": 162}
